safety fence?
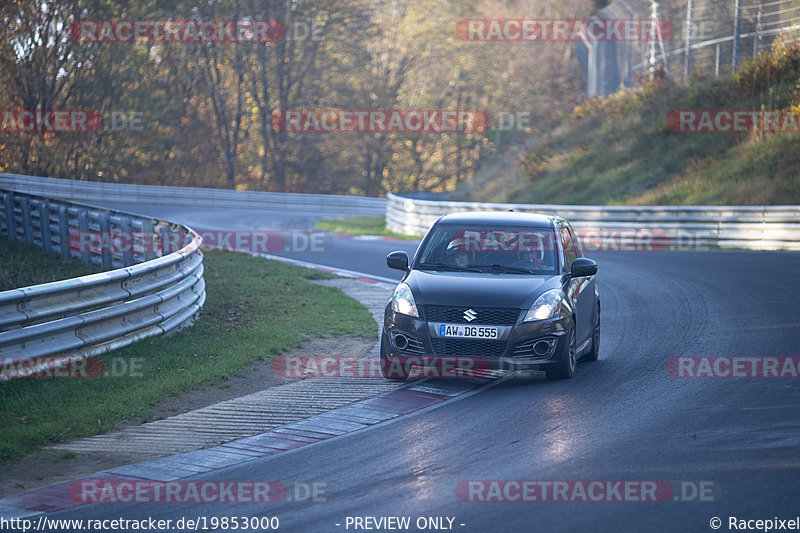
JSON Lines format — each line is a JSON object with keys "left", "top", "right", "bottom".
{"left": 581, "top": 0, "right": 800, "bottom": 97}
{"left": 0, "top": 189, "right": 206, "bottom": 379}
{"left": 0, "top": 173, "right": 387, "bottom": 215}
{"left": 385, "top": 192, "right": 800, "bottom": 250}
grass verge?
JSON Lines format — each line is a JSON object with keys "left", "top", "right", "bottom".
{"left": 316, "top": 215, "right": 420, "bottom": 239}
{"left": 455, "top": 39, "right": 800, "bottom": 205}
{"left": 0, "top": 239, "right": 100, "bottom": 291}
{"left": 0, "top": 251, "right": 376, "bottom": 463}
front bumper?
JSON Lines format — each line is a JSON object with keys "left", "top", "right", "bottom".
{"left": 382, "top": 305, "right": 569, "bottom": 372}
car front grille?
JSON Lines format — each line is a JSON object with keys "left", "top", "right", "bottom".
{"left": 513, "top": 340, "right": 538, "bottom": 357}
{"left": 432, "top": 338, "right": 508, "bottom": 358}
{"left": 424, "top": 305, "right": 521, "bottom": 325}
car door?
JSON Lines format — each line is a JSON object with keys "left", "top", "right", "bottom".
{"left": 559, "top": 223, "right": 594, "bottom": 347}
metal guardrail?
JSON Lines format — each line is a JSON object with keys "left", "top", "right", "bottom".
{"left": 3, "top": 171, "right": 795, "bottom": 381}
{"left": 0, "top": 173, "right": 387, "bottom": 215}
{"left": 385, "top": 192, "right": 800, "bottom": 250}
{"left": 0, "top": 189, "right": 206, "bottom": 379}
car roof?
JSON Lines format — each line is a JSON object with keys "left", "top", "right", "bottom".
{"left": 435, "top": 211, "right": 559, "bottom": 229}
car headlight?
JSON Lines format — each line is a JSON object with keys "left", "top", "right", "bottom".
{"left": 524, "top": 289, "right": 563, "bottom": 321}
{"left": 392, "top": 283, "right": 419, "bottom": 317}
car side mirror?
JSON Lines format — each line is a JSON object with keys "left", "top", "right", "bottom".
{"left": 386, "top": 251, "right": 410, "bottom": 271}
{"left": 570, "top": 258, "right": 597, "bottom": 278}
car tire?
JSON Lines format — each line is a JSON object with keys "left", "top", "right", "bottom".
{"left": 380, "top": 339, "right": 410, "bottom": 380}
{"left": 581, "top": 304, "right": 600, "bottom": 362}
{"left": 546, "top": 319, "right": 576, "bottom": 380}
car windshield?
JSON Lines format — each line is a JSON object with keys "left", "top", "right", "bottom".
{"left": 416, "top": 226, "right": 558, "bottom": 275}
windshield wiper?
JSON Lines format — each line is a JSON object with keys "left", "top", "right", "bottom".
{"left": 418, "top": 262, "right": 482, "bottom": 273}
{"left": 472, "top": 264, "right": 534, "bottom": 274}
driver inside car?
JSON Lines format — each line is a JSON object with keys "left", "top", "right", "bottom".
{"left": 444, "top": 237, "right": 470, "bottom": 269}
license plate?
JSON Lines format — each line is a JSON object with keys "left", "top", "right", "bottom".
{"left": 438, "top": 324, "right": 499, "bottom": 339}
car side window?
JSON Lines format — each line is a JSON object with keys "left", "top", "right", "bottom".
{"left": 418, "top": 229, "right": 449, "bottom": 264}
{"left": 560, "top": 225, "right": 577, "bottom": 272}
{"left": 567, "top": 224, "right": 582, "bottom": 258}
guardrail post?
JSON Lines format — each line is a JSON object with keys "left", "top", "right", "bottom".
{"left": 140, "top": 220, "right": 156, "bottom": 261}
{"left": 120, "top": 216, "right": 134, "bottom": 267}
{"left": 160, "top": 226, "right": 172, "bottom": 254}
{"left": 39, "top": 200, "right": 52, "bottom": 253}
{"left": 20, "top": 196, "right": 33, "bottom": 244}
{"left": 98, "top": 211, "right": 112, "bottom": 270}
{"left": 78, "top": 209, "right": 90, "bottom": 265}
{"left": 57, "top": 205, "right": 70, "bottom": 259}
{"left": 3, "top": 192, "right": 15, "bottom": 242}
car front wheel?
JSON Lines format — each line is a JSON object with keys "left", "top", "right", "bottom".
{"left": 546, "top": 319, "right": 576, "bottom": 380}
{"left": 581, "top": 304, "right": 600, "bottom": 362}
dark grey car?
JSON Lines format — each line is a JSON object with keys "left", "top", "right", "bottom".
{"left": 380, "top": 211, "right": 600, "bottom": 380}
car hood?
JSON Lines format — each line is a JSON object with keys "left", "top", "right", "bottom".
{"left": 405, "top": 270, "right": 559, "bottom": 310}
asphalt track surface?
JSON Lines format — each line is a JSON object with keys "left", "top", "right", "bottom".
{"left": 48, "top": 204, "right": 800, "bottom": 532}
